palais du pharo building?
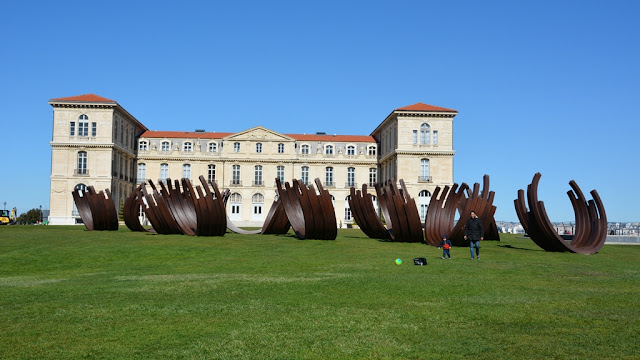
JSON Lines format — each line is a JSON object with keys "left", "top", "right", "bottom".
{"left": 49, "top": 94, "right": 457, "bottom": 226}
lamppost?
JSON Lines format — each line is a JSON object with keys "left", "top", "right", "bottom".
{"left": 39, "top": 205, "right": 42, "bottom": 224}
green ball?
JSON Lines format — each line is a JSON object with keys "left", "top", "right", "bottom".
{"left": 395, "top": 258, "right": 402, "bottom": 265}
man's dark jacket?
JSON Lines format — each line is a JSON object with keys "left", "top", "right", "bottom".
{"left": 464, "top": 217, "right": 484, "bottom": 241}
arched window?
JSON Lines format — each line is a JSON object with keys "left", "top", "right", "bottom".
{"left": 254, "top": 165, "right": 263, "bottom": 186}
{"left": 420, "top": 159, "right": 430, "bottom": 181}
{"left": 77, "top": 151, "right": 87, "bottom": 175}
{"left": 208, "top": 142, "right": 217, "bottom": 152}
{"left": 345, "top": 195, "right": 352, "bottom": 221}
{"left": 301, "top": 144, "right": 310, "bottom": 154}
{"left": 420, "top": 123, "right": 430, "bottom": 145}
{"left": 183, "top": 142, "right": 192, "bottom": 152}
{"left": 347, "top": 167, "right": 355, "bottom": 187}
{"left": 278, "top": 143, "right": 284, "bottom": 153}
{"left": 252, "top": 193, "right": 264, "bottom": 220}
{"left": 234, "top": 142, "right": 240, "bottom": 153}
{"left": 301, "top": 166, "right": 309, "bottom": 185}
{"left": 160, "top": 163, "right": 169, "bottom": 182}
{"left": 161, "top": 141, "right": 170, "bottom": 152}
{"left": 325, "top": 144, "right": 334, "bottom": 155}
{"left": 137, "top": 163, "right": 146, "bottom": 183}
{"left": 183, "top": 164, "right": 191, "bottom": 179}
{"left": 418, "top": 190, "right": 432, "bottom": 222}
{"left": 208, "top": 165, "right": 216, "bottom": 182}
{"left": 78, "top": 115, "right": 89, "bottom": 137}
{"left": 139, "top": 141, "right": 148, "bottom": 151}
{"left": 229, "top": 193, "right": 242, "bottom": 220}
{"left": 346, "top": 145, "right": 355, "bottom": 156}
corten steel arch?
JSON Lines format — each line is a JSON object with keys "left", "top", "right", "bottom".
{"left": 423, "top": 175, "right": 499, "bottom": 247}
{"left": 221, "top": 184, "right": 291, "bottom": 236}
{"left": 348, "top": 185, "right": 391, "bottom": 240}
{"left": 373, "top": 179, "right": 423, "bottom": 242}
{"left": 183, "top": 176, "right": 228, "bottom": 236}
{"left": 514, "top": 172, "right": 608, "bottom": 254}
{"left": 275, "top": 178, "right": 337, "bottom": 240}
{"left": 123, "top": 184, "right": 154, "bottom": 232}
{"left": 71, "top": 186, "right": 119, "bottom": 231}
{"left": 139, "top": 180, "right": 184, "bottom": 234}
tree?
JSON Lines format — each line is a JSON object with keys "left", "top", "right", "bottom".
{"left": 17, "top": 208, "right": 42, "bottom": 225}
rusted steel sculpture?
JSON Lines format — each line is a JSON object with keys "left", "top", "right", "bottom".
{"left": 514, "top": 173, "right": 607, "bottom": 254}
{"left": 275, "top": 178, "right": 337, "bottom": 240}
{"left": 424, "top": 175, "right": 499, "bottom": 247}
{"left": 185, "top": 176, "right": 228, "bottom": 236}
{"left": 139, "top": 180, "right": 184, "bottom": 235}
{"left": 349, "top": 185, "right": 391, "bottom": 240}
{"left": 374, "top": 179, "right": 423, "bottom": 242}
{"left": 71, "top": 186, "right": 119, "bottom": 231}
{"left": 123, "top": 184, "right": 153, "bottom": 232}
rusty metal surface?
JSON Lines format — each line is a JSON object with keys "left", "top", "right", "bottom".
{"left": 423, "top": 175, "right": 499, "bottom": 247}
{"left": 260, "top": 198, "right": 291, "bottom": 235}
{"left": 348, "top": 185, "right": 391, "bottom": 240}
{"left": 71, "top": 186, "right": 118, "bottom": 231}
{"left": 123, "top": 185, "right": 154, "bottom": 232}
{"left": 514, "top": 172, "right": 607, "bottom": 254}
{"left": 140, "top": 180, "right": 184, "bottom": 235}
{"left": 275, "top": 178, "right": 337, "bottom": 240}
{"left": 372, "top": 179, "right": 423, "bottom": 242}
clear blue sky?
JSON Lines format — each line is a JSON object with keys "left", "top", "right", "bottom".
{"left": 1, "top": 0, "right": 638, "bottom": 222}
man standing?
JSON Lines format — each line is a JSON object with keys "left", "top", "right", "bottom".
{"left": 464, "top": 211, "right": 484, "bottom": 260}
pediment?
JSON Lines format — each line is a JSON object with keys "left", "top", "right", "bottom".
{"left": 223, "top": 126, "right": 295, "bottom": 141}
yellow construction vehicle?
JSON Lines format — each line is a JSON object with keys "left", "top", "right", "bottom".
{"left": 0, "top": 207, "right": 17, "bottom": 225}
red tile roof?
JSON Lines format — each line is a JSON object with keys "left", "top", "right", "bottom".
{"left": 395, "top": 102, "right": 457, "bottom": 112}
{"left": 50, "top": 94, "right": 116, "bottom": 103}
{"left": 141, "top": 131, "right": 233, "bottom": 139}
{"left": 141, "top": 131, "right": 375, "bottom": 143}
{"left": 285, "top": 134, "right": 376, "bottom": 143}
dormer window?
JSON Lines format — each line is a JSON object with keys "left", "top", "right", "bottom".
{"left": 346, "top": 145, "right": 355, "bottom": 156}
{"left": 161, "top": 141, "right": 170, "bottom": 152}
{"left": 183, "top": 142, "right": 192, "bottom": 152}
{"left": 301, "top": 144, "right": 309, "bottom": 154}
{"left": 367, "top": 145, "right": 377, "bottom": 156}
{"left": 208, "top": 142, "right": 217, "bottom": 152}
{"left": 139, "top": 141, "right": 148, "bottom": 151}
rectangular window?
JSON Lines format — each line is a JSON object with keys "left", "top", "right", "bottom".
{"left": 254, "top": 165, "right": 263, "bottom": 186}
{"left": 162, "top": 142, "right": 170, "bottom": 151}
{"left": 369, "top": 168, "right": 377, "bottom": 186}
{"left": 347, "top": 168, "right": 355, "bottom": 187}
{"left": 137, "top": 164, "right": 146, "bottom": 183}
{"left": 278, "top": 143, "right": 284, "bottom": 153}
{"left": 91, "top": 122, "right": 96, "bottom": 136}
{"left": 232, "top": 165, "right": 241, "bottom": 185}
{"left": 234, "top": 142, "right": 240, "bottom": 153}
{"left": 325, "top": 167, "right": 333, "bottom": 186}
{"left": 77, "top": 152, "right": 87, "bottom": 175}
{"left": 301, "top": 166, "right": 309, "bottom": 185}
{"left": 183, "top": 164, "right": 191, "bottom": 179}
{"left": 139, "top": 141, "right": 147, "bottom": 151}
{"left": 208, "top": 142, "right": 217, "bottom": 152}
{"left": 79, "top": 122, "right": 88, "bottom": 137}
{"left": 160, "top": 164, "right": 169, "bottom": 182}
{"left": 256, "top": 143, "right": 262, "bottom": 153}
{"left": 433, "top": 131, "right": 438, "bottom": 145}
{"left": 232, "top": 205, "right": 240, "bottom": 214}
{"left": 301, "top": 145, "right": 309, "bottom": 154}
{"left": 277, "top": 165, "right": 285, "bottom": 182}
{"left": 70, "top": 122, "right": 75, "bottom": 136}
{"left": 413, "top": 130, "right": 417, "bottom": 144}
{"left": 208, "top": 165, "right": 216, "bottom": 182}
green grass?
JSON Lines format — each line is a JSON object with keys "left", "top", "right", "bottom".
{"left": 0, "top": 226, "right": 638, "bottom": 359}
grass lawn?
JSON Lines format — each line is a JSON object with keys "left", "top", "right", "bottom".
{"left": 0, "top": 226, "right": 638, "bottom": 359}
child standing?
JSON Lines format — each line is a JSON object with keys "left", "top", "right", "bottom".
{"left": 438, "top": 234, "right": 452, "bottom": 259}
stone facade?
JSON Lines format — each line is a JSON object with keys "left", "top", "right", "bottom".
{"left": 49, "top": 95, "right": 457, "bottom": 226}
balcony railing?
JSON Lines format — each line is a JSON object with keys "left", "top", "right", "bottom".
{"left": 345, "top": 182, "right": 356, "bottom": 188}
{"left": 325, "top": 181, "right": 335, "bottom": 188}
{"left": 418, "top": 176, "right": 432, "bottom": 183}
{"left": 230, "top": 180, "right": 242, "bottom": 186}
{"left": 74, "top": 169, "right": 89, "bottom": 176}
{"left": 368, "top": 182, "right": 377, "bottom": 187}
{"left": 253, "top": 180, "right": 264, "bottom": 187}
